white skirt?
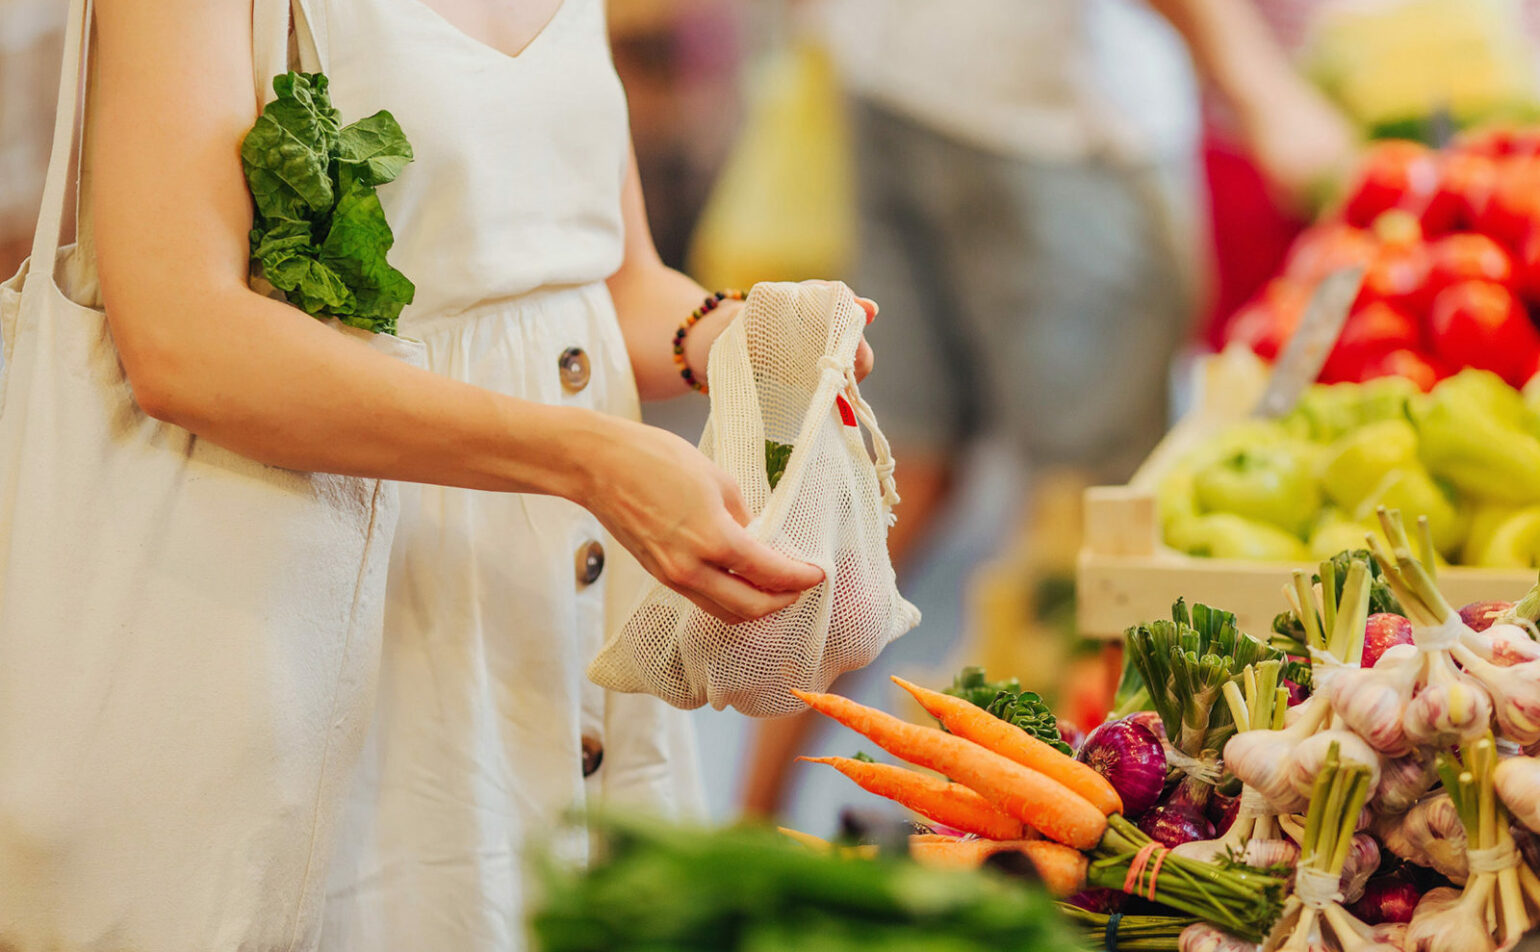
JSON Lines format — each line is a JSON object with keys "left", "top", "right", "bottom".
{"left": 320, "top": 283, "right": 704, "bottom": 952}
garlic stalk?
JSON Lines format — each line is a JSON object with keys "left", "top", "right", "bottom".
{"left": 1428, "top": 735, "right": 1540, "bottom": 947}
{"left": 1263, "top": 742, "right": 1377, "bottom": 952}
{"left": 1363, "top": 508, "right": 1496, "bottom": 747}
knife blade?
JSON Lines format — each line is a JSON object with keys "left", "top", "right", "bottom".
{"left": 1251, "top": 265, "right": 1365, "bottom": 419}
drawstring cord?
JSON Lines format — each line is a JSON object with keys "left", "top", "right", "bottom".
{"left": 818, "top": 354, "right": 902, "bottom": 516}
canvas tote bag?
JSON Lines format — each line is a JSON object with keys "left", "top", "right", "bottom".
{"left": 590, "top": 281, "right": 919, "bottom": 718}
{"left": 0, "top": 1, "right": 426, "bottom": 949}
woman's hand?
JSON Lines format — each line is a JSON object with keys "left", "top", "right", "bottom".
{"left": 574, "top": 416, "right": 825, "bottom": 623}
{"left": 686, "top": 288, "right": 878, "bottom": 384}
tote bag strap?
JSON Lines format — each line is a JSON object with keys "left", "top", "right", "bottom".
{"left": 30, "top": 0, "right": 325, "bottom": 275}
{"left": 29, "top": 0, "right": 91, "bottom": 271}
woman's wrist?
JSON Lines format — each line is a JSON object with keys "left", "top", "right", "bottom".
{"left": 681, "top": 297, "right": 744, "bottom": 391}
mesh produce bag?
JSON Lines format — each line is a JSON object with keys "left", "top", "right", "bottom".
{"left": 590, "top": 281, "right": 920, "bottom": 717}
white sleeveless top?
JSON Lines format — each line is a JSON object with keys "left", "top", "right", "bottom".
{"left": 322, "top": 0, "right": 628, "bottom": 320}
{"left": 310, "top": 3, "right": 705, "bottom": 951}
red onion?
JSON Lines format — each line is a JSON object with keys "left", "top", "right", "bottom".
{"left": 1348, "top": 870, "right": 1420, "bottom": 924}
{"left": 1066, "top": 887, "right": 1125, "bottom": 914}
{"left": 1137, "top": 804, "right": 1215, "bottom": 848}
{"left": 1124, "top": 710, "right": 1167, "bottom": 743}
{"left": 1207, "top": 791, "right": 1240, "bottom": 835}
{"left": 1459, "top": 600, "right": 1513, "bottom": 633}
{"left": 1058, "top": 719, "right": 1085, "bottom": 754}
{"left": 1283, "top": 680, "right": 1307, "bottom": 706}
{"left": 1363, "top": 613, "right": 1415, "bottom": 669}
{"left": 1077, "top": 717, "right": 1167, "bottom": 817}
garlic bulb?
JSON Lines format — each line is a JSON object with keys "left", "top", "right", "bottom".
{"left": 1336, "top": 833, "right": 1380, "bottom": 905}
{"left": 1377, "top": 793, "right": 1469, "bottom": 882}
{"left": 1495, "top": 756, "right": 1540, "bottom": 834}
{"left": 1326, "top": 656, "right": 1419, "bottom": 756}
{"left": 1373, "top": 751, "right": 1437, "bottom": 816}
{"left": 1453, "top": 648, "right": 1540, "bottom": 745}
{"left": 1402, "top": 653, "right": 1493, "bottom": 747}
{"left": 1465, "top": 622, "right": 1540, "bottom": 667}
{"left": 1405, "top": 888, "right": 1494, "bottom": 952}
{"left": 1179, "top": 922, "right": 1259, "bottom": 952}
{"left": 1224, "top": 730, "right": 1309, "bottom": 814}
{"left": 1287, "top": 731, "right": 1382, "bottom": 802}
{"left": 1243, "top": 838, "right": 1300, "bottom": 871}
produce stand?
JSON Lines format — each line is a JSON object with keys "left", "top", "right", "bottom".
{"left": 1076, "top": 348, "right": 1535, "bottom": 639}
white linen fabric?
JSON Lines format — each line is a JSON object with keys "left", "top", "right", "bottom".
{"left": 316, "top": 0, "right": 704, "bottom": 950}
{"left": 590, "top": 281, "right": 920, "bottom": 718}
{"left": 0, "top": 1, "right": 427, "bottom": 950}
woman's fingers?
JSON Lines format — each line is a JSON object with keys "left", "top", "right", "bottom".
{"left": 855, "top": 339, "right": 875, "bottom": 381}
{"left": 688, "top": 563, "right": 806, "bottom": 623}
{"left": 855, "top": 296, "right": 878, "bottom": 324}
{"left": 715, "top": 531, "right": 825, "bottom": 595}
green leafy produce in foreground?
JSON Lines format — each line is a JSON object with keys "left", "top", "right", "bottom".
{"left": 943, "top": 667, "right": 1069, "bottom": 755}
{"left": 530, "top": 812, "right": 1083, "bottom": 952}
{"left": 241, "top": 72, "right": 415, "bottom": 335}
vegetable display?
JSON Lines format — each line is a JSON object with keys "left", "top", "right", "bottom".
{"left": 785, "top": 507, "right": 1540, "bottom": 951}
{"left": 1159, "top": 369, "right": 1540, "bottom": 567}
{"left": 1225, "top": 131, "right": 1540, "bottom": 390}
{"left": 241, "top": 72, "right": 415, "bottom": 335}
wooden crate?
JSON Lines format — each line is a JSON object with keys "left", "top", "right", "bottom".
{"left": 1075, "top": 350, "right": 1536, "bottom": 640}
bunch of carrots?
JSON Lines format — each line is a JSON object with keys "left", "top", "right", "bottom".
{"left": 793, "top": 678, "right": 1287, "bottom": 943}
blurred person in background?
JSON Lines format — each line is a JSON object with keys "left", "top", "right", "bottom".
{"left": 741, "top": 0, "right": 1359, "bottom": 818}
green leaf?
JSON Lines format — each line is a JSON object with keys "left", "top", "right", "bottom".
{"left": 319, "top": 178, "right": 415, "bottom": 334}
{"left": 765, "top": 440, "right": 795, "bottom": 490}
{"left": 337, "top": 110, "right": 414, "bottom": 187}
{"left": 241, "top": 71, "right": 414, "bottom": 336}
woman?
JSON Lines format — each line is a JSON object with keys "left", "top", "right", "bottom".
{"left": 0, "top": 0, "right": 872, "bottom": 949}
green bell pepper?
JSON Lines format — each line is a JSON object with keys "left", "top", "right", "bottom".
{"left": 1412, "top": 370, "right": 1540, "bottom": 505}
{"left": 1167, "top": 512, "right": 1311, "bottom": 561}
{"left": 1468, "top": 506, "right": 1540, "bottom": 568}
{"left": 1193, "top": 442, "right": 1321, "bottom": 536}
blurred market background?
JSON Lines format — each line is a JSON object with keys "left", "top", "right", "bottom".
{"left": 6, "top": 0, "right": 1540, "bottom": 835}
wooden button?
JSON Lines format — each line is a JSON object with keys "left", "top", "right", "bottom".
{"left": 581, "top": 735, "right": 604, "bottom": 777}
{"left": 575, "top": 540, "right": 605, "bottom": 587}
{"left": 559, "top": 347, "right": 591, "bottom": 392}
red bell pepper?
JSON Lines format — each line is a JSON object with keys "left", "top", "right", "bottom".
{"left": 1343, "top": 141, "right": 1440, "bottom": 228}
{"left": 1321, "top": 302, "right": 1421, "bottom": 383}
{"left": 1428, "top": 280, "right": 1540, "bottom": 386}
{"left": 1423, "top": 233, "right": 1515, "bottom": 308}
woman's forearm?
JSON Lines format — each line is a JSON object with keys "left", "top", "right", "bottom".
{"left": 608, "top": 258, "right": 742, "bottom": 401}
{"left": 112, "top": 282, "right": 612, "bottom": 498}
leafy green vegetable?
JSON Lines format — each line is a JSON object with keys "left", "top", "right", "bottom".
{"left": 1271, "top": 548, "right": 1402, "bottom": 654}
{"left": 943, "top": 667, "right": 1069, "bottom": 755}
{"left": 531, "top": 812, "right": 1083, "bottom": 952}
{"left": 766, "top": 440, "right": 795, "bottom": 490}
{"left": 241, "top": 72, "right": 415, "bottom": 335}
{"left": 1125, "top": 600, "right": 1285, "bottom": 806}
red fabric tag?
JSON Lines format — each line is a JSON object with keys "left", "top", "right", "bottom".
{"left": 835, "top": 394, "right": 857, "bottom": 427}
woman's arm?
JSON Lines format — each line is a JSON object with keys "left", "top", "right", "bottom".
{"left": 1146, "top": 0, "right": 1356, "bottom": 207}
{"left": 606, "top": 146, "right": 871, "bottom": 399}
{"left": 90, "top": 0, "right": 820, "bottom": 623}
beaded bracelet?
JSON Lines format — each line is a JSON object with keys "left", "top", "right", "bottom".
{"left": 673, "top": 289, "right": 745, "bottom": 394}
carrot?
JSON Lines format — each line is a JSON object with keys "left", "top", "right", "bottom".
{"left": 890, "top": 675, "right": 1123, "bottom": 816}
{"left": 791, "top": 689, "right": 1107, "bottom": 850}
{"left": 908, "top": 838, "right": 1088, "bottom": 896}
{"left": 798, "top": 756, "right": 1026, "bottom": 841}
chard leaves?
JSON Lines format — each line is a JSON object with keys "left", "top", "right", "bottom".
{"left": 241, "top": 72, "right": 414, "bottom": 335}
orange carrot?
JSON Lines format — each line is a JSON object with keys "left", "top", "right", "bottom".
{"left": 908, "top": 838, "right": 1088, "bottom": 896}
{"left": 791, "top": 689, "right": 1107, "bottom": 850}
{"left": 891, "top": 675, "right": 1123, "bottom": 816}
{"left": 798, "top": 756, "right": 1026, "bottom": 840}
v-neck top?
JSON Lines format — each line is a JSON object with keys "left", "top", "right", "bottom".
{"left": 318, "top": 0, "right": 629, "bottom": 323}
